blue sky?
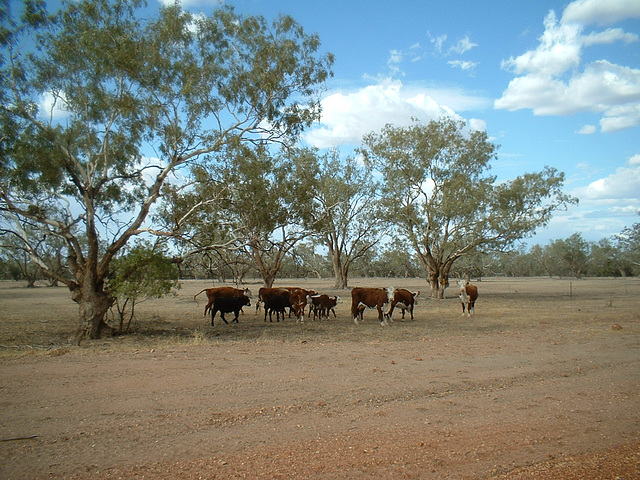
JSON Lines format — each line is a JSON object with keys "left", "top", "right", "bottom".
{"left": 202, "top": 0, "right": 640, "bottom": 247}
{"left": 39, "top": 0, "right": 640, "bottom": 246}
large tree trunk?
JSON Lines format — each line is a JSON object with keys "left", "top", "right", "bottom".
{"left": 331, "top": 251, "right": 348, "bottom": 289}
{"left": 427, "top": 274, "right": 444, "bottom": 299}
{"left": 72, "top": 284, "right": 114, "bottom": 342}
{"left": 427, "top": 270, "right": 450, "bottom": 299}
{"left": 335, "top": 270, "right": 348, "bottom": 289}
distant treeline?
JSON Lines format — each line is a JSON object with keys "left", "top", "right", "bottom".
{"left": 3, "top": 229, "right": 639, "bottom": 287}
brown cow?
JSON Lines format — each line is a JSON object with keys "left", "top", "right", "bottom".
{"left": 194, "top": 286, "right": 251, "bottom": 316}
{"left": 458, "top": 280, "right": 478, "bottom": 316}
{"left": 310, "top": 294, "right": 339, "bottom": 320}
{"left": 387, "top": 289, "right": 420, "bottom": 321}
{"left": 351, "top": 286, "right": 395, "bottom": 326}
{"left": 288, "top": 288, "right": 313, "bottom": 322}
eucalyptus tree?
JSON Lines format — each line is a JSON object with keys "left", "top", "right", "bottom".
{"left": 310, "top": 150, "right": 386, "bottom": 289}
{"left": 543, "top": 235, "right": 590, "bottom": 278}
{"left": 0, "top": 230, "right": 41, "bottom": 287}
{"left": 230, "top": 146, "right": 321, "bottom": 287}
{"left": 529, "top": 244, "right": 557, "bottom": 277}
{"left": 361, "top": 118, "right": 576, "bottom": 297}
{"left": 616, "top": 219, "right": 640, "bottom": 275}
{"left": 589, "top": 238, "right": 629, "bottom": 277}
{"left": 168, "top": 144, "right": 321, "bottom": 288}
{"left": 0, "top": 0, "right": 333, "bottom": 339}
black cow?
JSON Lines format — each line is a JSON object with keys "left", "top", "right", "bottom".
{"left": 211, "top": 295, "right": 251, "bottom": 326}
{"left": 262, "top": 289, "right": 292, "bottom": 322}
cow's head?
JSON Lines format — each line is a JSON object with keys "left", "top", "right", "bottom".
{"left": 385, "top": 286, "right": 396, "bottom": 303}
{"left": 458, "top": 280, "right": 469, "bottom": 301}
{"left": 241, "top": 295, "right": 251, "bottom": 307}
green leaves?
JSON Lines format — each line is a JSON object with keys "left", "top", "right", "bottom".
{"left": 361, "top": 118, "right": 576, "bottom": 293}
{"left": 107, "top": 242, "right": 179, "bottom": 302}
{"left": 0, "top": 0, "right": 333, "bottom": 335}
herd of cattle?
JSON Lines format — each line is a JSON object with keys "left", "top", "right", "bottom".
{"left": 194, "top": 280, "right": 478, "bottom": 326}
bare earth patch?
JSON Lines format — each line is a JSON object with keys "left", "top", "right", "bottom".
{"left": 0, "top": 277, "right": 639, "bottom": 479}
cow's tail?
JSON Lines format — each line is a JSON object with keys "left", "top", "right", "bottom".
{"left": 193, "top": 289, "right": 207, "bottom": 303}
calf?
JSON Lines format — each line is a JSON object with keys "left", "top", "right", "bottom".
{"left": 458, "top": 280, "right": 478, "bottom": 316}
{"left": 288, "top": 288, "right": 313, "bottom": 322}
{"left": 387, "top": 289, "right": 420, "bottom": 321}
{"left": 194, "top": 286, "right": 251, "bottom": 316}
{"left": 310, "top": 294, "right": 339, "bottom": 320}
{"left": 210, "top": 295, "right": 251, "bottom": 326}
{"left": 351, "top": 286, "right": 395, "bottom": 326}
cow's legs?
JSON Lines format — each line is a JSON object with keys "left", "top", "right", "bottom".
{"left": 351, "top": 301, "right": 360, "bottom": 324}
{"left": 377, "top": 305, "right": 389, "bottom": 326}
{"left": 386, "top": 303, "right": 395, "bottom": 320}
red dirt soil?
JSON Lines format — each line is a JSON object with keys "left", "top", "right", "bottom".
{"left": 1, "top": 333, "right": 639, "bottom": 479}
{"left": 1, "top": 277, "right": 639, "bottom": 479}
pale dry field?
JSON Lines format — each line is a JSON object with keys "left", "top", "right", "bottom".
{"left": 1, "top": 277, "right": 639, "bottom": 479}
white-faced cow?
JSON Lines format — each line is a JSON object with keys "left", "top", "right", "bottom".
{"left": 458, "top": 280, "right": 478, "bottom": 316}
{"left": 310, "top": 294, "right": 340, "bottom": 320}
{"left": 194, "top": 286, "right": 251, "bottom": 317}
{"left": 210, "top": 294, "right": 251, "bottom": 326}
{"left": 351, "top": 286, "right": 395, "bottom": 326}
{"left": 387, "top": 289, "right": 420, "bottom": 321}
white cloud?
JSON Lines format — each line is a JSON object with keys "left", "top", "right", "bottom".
{"left": 600, "top": 103, "right": 640, "bottom": 132}
{"left": 448, "top": 60, "right": 478, "bottom": 73}
{"left": 576, "top": 124, "right": 596, "bottom": 134}
{"left": 561, "top": 0, "right": 640, "bottom": 26}
{"left": 387, "top": 50, "right": 404, "bottom": 76}
{"left": 495, "top": 0, "right": 640, "bottom": 132}
{"left": 427, "top": 32, "right": 478, "bottom": 58}
{"left": 429, "top": 33, "right": 447, "bottom": 54}
{"left": 573, "top": 155, "right": 640, "bottom": 200}
{"left": 303, "top": 78, "right": 490, "bottom": 148}
{"left": 447, "top": 36, "right": 477, "bottom": 55}
{"left": 468, "top": 118, "right": 487, "bottom": 132}
{"left": 38, "top": 91, "right": 69, "bottom": 120}
{"left": 582, "top": 28, "right": 639, "bottom": 46}
{"left": 500, "top": 12, "right": 582, "bottom": 77}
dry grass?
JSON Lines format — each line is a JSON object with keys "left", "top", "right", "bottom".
{"left": 1, "top": 276, "right": 639, "bottom": 356}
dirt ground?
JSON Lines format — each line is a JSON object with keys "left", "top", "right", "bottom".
{"left": 1, "top": 277, "right": 639, "bottom": 479}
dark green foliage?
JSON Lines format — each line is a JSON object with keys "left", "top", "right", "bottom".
{"left": 107, "top": 242, "right": 180, "bottom": 333}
